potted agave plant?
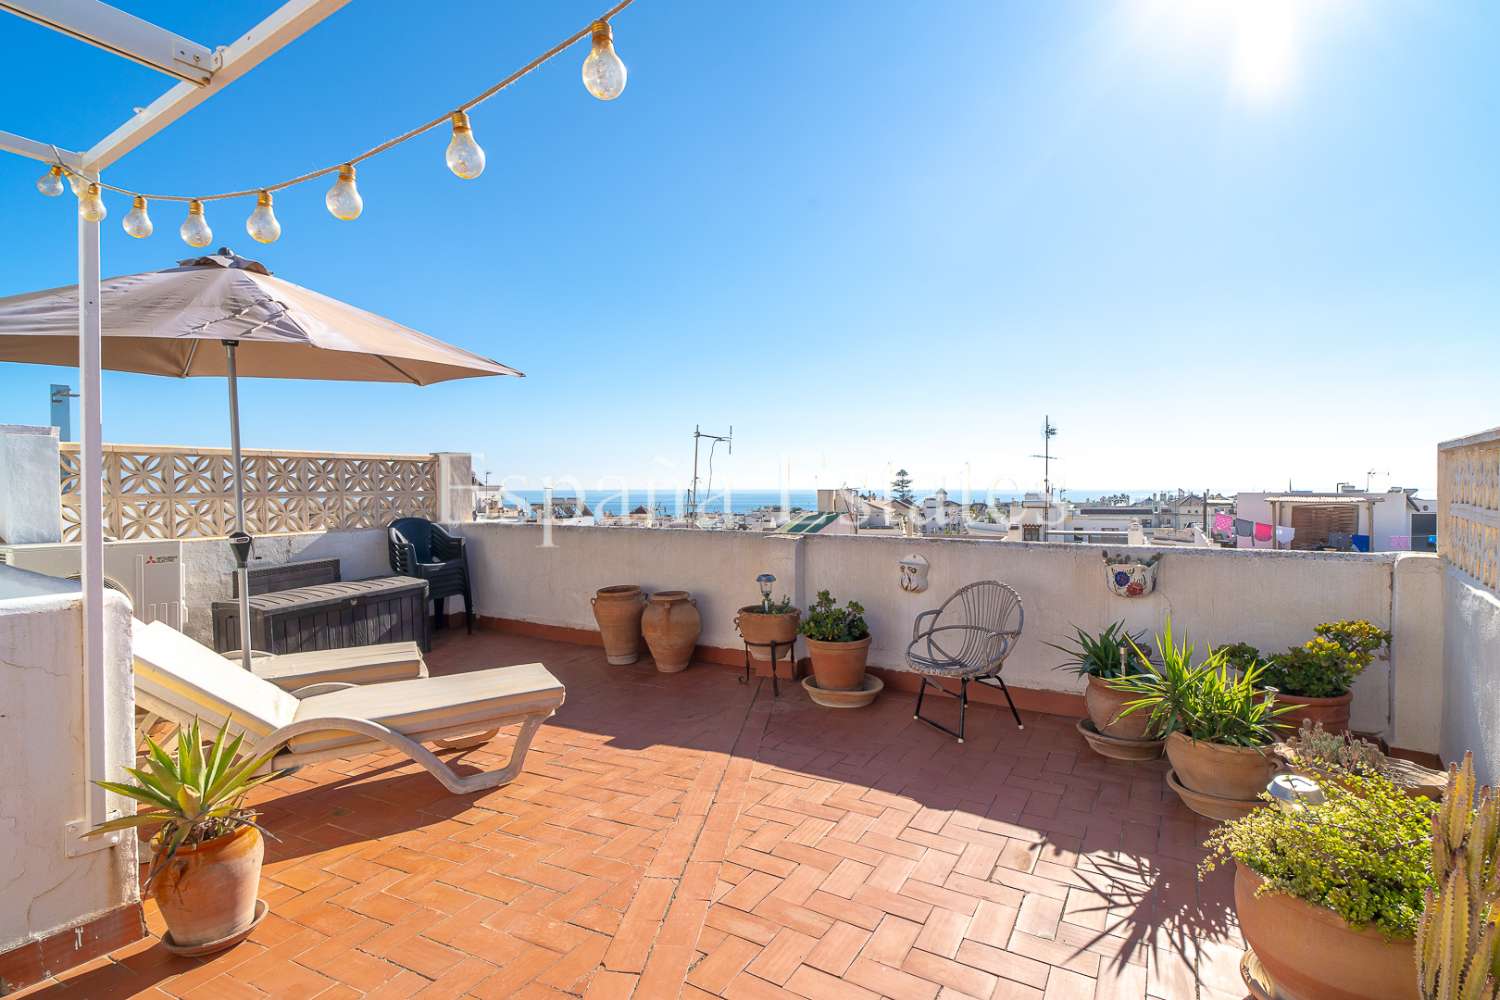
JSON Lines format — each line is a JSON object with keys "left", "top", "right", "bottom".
{"left": 89, "top": 718, "right": 284, "bottom": 955}
{"left": 799, "top": 590, "right": 873, "bottom": 698}
{"left": 1258, "top": 619, "right": 1391, "bottom": 735}
{"left": 1110, "top": 620, "right": 1291, "bottom": 819}
{"left": 1202, "top": 769, "right": 1433, "bottom": 1000}
{"left": 1047, "top": 621, "right": 1162, "bottom": 760}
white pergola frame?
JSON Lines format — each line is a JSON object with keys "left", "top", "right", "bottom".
{"left": 0, "top": 0, "right": 351, "bottom": 854}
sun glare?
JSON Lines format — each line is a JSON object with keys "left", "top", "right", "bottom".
{"left": 1131, "top": 0, "right": 1327, "bottom": 105}
{"left": 1230, "top": 0, "right": 1302, "bottom": 102}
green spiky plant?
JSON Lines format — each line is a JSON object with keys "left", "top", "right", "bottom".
{"left": 87, "top": 717, "right": 285, "bottom": 887}
{"left": 1107, "top": 619, "right": 1292, "bottom": 747}
{"left": 1416, "top": 751, "right": 1500, "bottom": 999}
{"left": 1046, "top": 621, "right": 1152, "bottom": 680}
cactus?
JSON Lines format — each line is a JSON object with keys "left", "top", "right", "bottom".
{"left": 1416, "top": 752, "right": 1500, "bottom": 999}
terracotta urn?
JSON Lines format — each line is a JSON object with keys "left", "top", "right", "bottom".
{"left": 1085, "top": 674, "right": 1152, "bottom": 739}
{"left": 1165, "top": 732, "right": 1277, "bottom": 818}
{"left": 1273, "top": 691, "right": 1353, "bottom": 736}
{"left": 153, "top": 824, "right": 264, "bottom": 950}
{"left": 641, "top": 591, "right": 700, "bottom": 673}
{"left": 805, "top": 635, "right": 871, "bottom": 692}
{"left": 1235, "top": 865, "right": 1418, "bottom": 1000}
{"left": 735, "top": 606, "right": 800, "bottom": 662}
{"left": 592, "top": 585, "right": 647, "bottom": 665}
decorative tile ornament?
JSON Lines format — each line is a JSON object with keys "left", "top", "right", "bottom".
{"left": 1103, "top": 551, "right": 1160, "bottom": 598}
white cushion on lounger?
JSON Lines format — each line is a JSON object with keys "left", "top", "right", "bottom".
{"left": 133, "top": 620, "right": 297, "bottom": 738}
{"left": 253, "top": 642, "right": 428, "bottom": 690}
{"left": 287, "top": 663, "right": 564, "bottom": 754}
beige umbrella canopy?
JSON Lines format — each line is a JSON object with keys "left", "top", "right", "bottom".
{"left": 0, "top": 249, "right": 522, "bottom": 383}
{"left": 0, "top": 248, "right": 521, "bottom": 669}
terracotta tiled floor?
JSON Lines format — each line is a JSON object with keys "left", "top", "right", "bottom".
{"left": 18, "top": 631, "right": 1249, "bottom": 999}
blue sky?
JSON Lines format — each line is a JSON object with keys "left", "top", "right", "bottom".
{"left": 1, "top": 1, "right": 1495, "bottom": 497}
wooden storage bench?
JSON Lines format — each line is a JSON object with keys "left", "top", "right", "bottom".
{"left": 212, "top": 558, "right": 430, "bottom": 655}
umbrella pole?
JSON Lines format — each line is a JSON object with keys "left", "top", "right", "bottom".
{"left": 224, "top": 340, "right": 254, "bottom": 672}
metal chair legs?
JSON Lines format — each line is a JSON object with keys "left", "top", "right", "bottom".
{"left": 914, "top": 673, "right": 1025, "bottom": 743}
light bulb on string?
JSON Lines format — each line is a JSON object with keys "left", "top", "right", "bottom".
{"left": 77, "top": 183, "right": 107, "bottom": 223}
{"left": 67, "top": 170, "right": 88, "bottom": 197}
{"left": 181, "top": 200, "right": 213, "bottom": 248}
{"left": 582, "top": 20, "right": 627, "bottom": 100}
{"left": 325, "top": 164, "right": 362, "bottom": 220}
{"left": 36, "top": 165, "right": 64, "bottom": 197}
{"left": 445, "top": 112, "right": 485, "bottom": 179}
{"left": 246, "top": 190, "right": 281, "bottom": 244}
{"left": 122, "top": 196, "right": 153, "bottom": 238}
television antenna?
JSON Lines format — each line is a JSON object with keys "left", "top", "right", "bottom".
{"left": 688, "top": 424, "right": 732, "bottom": 525}
{"left": 1028, "top": 416, "right": 1059, "bottom": 501}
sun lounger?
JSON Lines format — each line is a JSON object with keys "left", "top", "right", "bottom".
{"left": 132, "top": 620, "right": 565, "bottom": 794}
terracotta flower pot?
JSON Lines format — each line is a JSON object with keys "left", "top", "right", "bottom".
{"left": 153, "top": 824, "right": 264, "bottom": 950}
{"left": 804, "top": 635, "right": 871, "bottom": 692}
{"left": 592, "top": 585, "right": 646, "bottom": 665}
{"left": 641, "top": 591, "right": 700, "bottom": 673}
{"left": 1234, "top": 865, "right": 1418, "bottom": 1000}
{"left": 1273, "top": 691, "right": 1353, "bottom": 737}
{"left": 1166, "top": 731, "right": 1277, "bottom": 802}
{"left": 735, "top": 607, "right": 800, "bottom": 662}
{"left": 1085, "top": 674, "right": 1152, "bottom": 739}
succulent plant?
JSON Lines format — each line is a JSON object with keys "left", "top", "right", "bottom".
{"left": 1275, "top": 719, "right": 1389, "bottom": 778}
{"left": 1416, "top": 752, "right": 1500, "bottom": 999}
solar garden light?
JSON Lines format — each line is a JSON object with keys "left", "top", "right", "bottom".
{"left": 757, "top": 573, "right": 775, "bottom": 612}
{"left": 1267, "top": 773, "right": 1326, "bottom": 813}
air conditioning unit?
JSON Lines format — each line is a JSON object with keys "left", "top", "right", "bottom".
{"left": 0, "top": 539, "right": 185, "bottom": 628}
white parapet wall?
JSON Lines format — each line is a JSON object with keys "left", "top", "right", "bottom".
{"left": 1441, "top": 567, "right": 1500, "bottom": 785}
{"left": 0, "top": 567, "right": 140, "bottom": 968}
{"left": 453, "top": 522, "right": 1444, "bottom": 752}
{"left": 0, "top": 425, "right": 62, "bottom": 545}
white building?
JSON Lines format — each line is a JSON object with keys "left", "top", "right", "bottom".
{"left": 1235, "top": 486, "right": 1434, "bottom": 552}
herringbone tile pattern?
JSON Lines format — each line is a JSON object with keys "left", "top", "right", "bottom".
{"left": 16, "top": 631, "right": 1247, "bottom": 999}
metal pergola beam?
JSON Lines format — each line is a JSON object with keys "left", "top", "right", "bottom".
{"left": 83, "top": 0, "right": 352, "bottom": 171}
{"left": 0, "top": 129, "right": 82, "bottom": 167}
{"left": 0, "top": 0, "right": 215, "bottom": 84}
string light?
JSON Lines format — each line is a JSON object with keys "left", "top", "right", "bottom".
{"left": 27, "top": 0, "right": 634, "bottom": 240}
{"left": 122, "top": 196, "right": 153, "bottom": 238}
{"left": 582, "top": 21, "right": 627, "bottom": 100}
{"left": 181, "top": 200, "right": 213, "bottom": 248}
{"left": 36, "top": 165, "right": 64, "bottom": 197}
{"left": 445, "top": 112, "right": 485, "bottom": 179}
{"left": 246, "top": 190, "right": 281, "bottom": 243}
{"left": 78, "top": 183, "right": 107, "bottom": 223}
{"left": 325, "top": 165, "right": 362, "bottom": 220}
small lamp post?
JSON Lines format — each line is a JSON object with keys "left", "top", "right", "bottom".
{"left": 756, "top": 573, "right": 775, "bottom": 612}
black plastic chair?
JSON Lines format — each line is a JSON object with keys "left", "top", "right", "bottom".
{"left": 907, "top": 580, "right": 1025, "bottom": 742}
{"left": 388, "top": 518, "right": 472, "bottom": 634}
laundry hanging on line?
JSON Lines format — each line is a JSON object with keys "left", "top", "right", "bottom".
{"left": 1253, "top": 522, "right": 1274, "bottom": 542}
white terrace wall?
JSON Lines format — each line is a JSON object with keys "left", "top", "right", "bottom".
{"left": 454, "top": 522, "right": 1443, "bottom": 752}
{"left": 0, "top": 569, "right": 139, "bottom": 969}
{"left": 1437, "top": 426, "right": 1500, "bottom": 784}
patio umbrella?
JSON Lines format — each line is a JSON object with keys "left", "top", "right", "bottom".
{"left": 0, "top": 248, "right": 522, "bottom": 669}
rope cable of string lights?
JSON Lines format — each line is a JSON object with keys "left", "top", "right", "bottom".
{"left": 34, "top": 0, "right": 636, "bottom": 245}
